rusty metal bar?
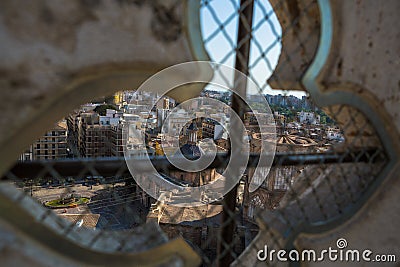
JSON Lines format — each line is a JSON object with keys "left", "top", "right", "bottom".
{"left": 4, "top": 149, "right": 385, "bottom": 180}
{"left": 218, "top": 0, "right": 255, "bottom": 265}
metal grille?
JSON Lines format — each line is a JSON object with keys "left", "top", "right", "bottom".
{"left": 1, "top": 0, "right": 389, "bottom": 266}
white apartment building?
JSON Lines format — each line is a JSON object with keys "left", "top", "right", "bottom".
{"left": 298, "top": 111, "right": 320, "bottom": 125}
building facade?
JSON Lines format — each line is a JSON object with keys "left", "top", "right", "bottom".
{"left": 67, "top": 111, "right": 125, "bottom": 158}
{"left": 31, "top": 121, "right": 68, "bottom": 160}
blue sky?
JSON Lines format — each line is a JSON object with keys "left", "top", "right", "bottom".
{"left": 200, "top": 0, "right": 305, "bottom": 97}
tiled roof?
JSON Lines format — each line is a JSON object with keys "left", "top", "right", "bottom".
{"left": 187, "top": 122, "right": 197, "bottom": 131}
{"left": 179, "top": 144, "right": 202, "bottom": 159}
{"left": 147, "top": 204, "right": 223, "bottom": 226}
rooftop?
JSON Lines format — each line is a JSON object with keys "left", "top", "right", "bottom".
{"left": 147, "top": 204, "right": 223, "bottom": 227}
{"left": 179, "top": 144, "right": 202, "bottom": 159}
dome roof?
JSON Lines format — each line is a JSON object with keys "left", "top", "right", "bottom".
{"left": 187, "top": 121, "right": 198, "bottom": 131}
{"left": 179, "top": 143, "right": 202, "bottom": 159}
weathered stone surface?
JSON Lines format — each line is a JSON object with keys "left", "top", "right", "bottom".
{"left": 296, "top": 163, "right": 400, "bottom": 266}
{"left": 0, "top": 0, "right": 207, "bottom": 175}
{"left": 320, "top": 0, "right": 400, "bottom": 133}
{"left": 236, "top": 1, "right": 400, "bottom": 266}
{"left": 0, "top": 182, "right": 200, "bottom": 266}
{"left": 268, "top": 0, "right": 320, "bottom": 91}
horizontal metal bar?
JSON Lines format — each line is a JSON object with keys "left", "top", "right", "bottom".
{"left": 4, "top": 148, "right": 385, "bottom": 180}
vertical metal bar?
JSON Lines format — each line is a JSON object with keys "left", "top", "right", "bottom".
{"left": 217, "top": 0, "right": 254, "bottom": 266}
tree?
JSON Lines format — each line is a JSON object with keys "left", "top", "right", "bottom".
{"left": 94, "top": 104, "right": 118, "bottom": 116}
{"left": 320, "top": 116, "right": 327, "bottom": 124}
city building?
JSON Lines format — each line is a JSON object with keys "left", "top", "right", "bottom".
{"left": 80, "top": 124, "right": 113, "bottom": 158}
{"left": 245, "top": 111, "right": 274, "bottom": 126}
{"left": 67, "top": 110, "right": 125, "bottom": 158}
{"left": 147, "top": 204, "right": 224, "bottom": 261}
{"left": 202, "top": 118, "right": 225, "bottom": 140}
{"left": 298, "top": 111, "right": 320, "bottom": 125}
{"left": 30, "top": 121, "right": 68, "bottom": 160}
{"left": 265, "top": 94, "right": 313, "bottom": 110}
{"left": 168, "top": 122, "right": 217, "bottom": 186}
{"left": 244, "top": 166, "right": 302, "bottom": 220}
{"left": 156, "top": 98, "right": 171, "bottom": 129}
{"left": 166, "top": 109, "right": 191, "bottom": 135}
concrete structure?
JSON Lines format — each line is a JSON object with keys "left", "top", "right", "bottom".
{"left": 265, "top": 94, "right": 313, "bottom": 110}
{"left": 244, "top": 165, "right": 302, "bottom": 220}
{"left": 298, "top": 111, "right": 320, "bottom": 125}
{"left": 236, "top": 1, "right": 400, "bottom": 265}
{"left": 273, "top": 112, "right": 285, "bottom": 125}
{"left": 67, "top": 112, "right": 125, "bottom": 158}
{"left": 30, "top": 121, "right": 68, "bottom": 160}
{"left": 244, "top": 111, "right": 274, "bottom": 127}
{"left": 147, "top": 204, "right": 224, "bottom": 260}
{"left": 168, "top": 122, "right": 217, "bottom": 186}
{"left": 80, "top": 124, "right": 112, "bottom": 158}
{"left": 0, "top": 0, "right": 211, "bottom": 177}
{"left": 157, "top": 108, "right": 170, "bottom": 129}
{"left": 166, "top": 109, "right": 191, "bottom": 136}
{"left": 202, "top": 118, "right": 225, "bottom": 140}
{"left": 113, "top": 91, "right": 125, "bottom": 106}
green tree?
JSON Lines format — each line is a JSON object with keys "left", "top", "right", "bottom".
{"left": 94, "top": 104, "right": 118, "bottom": 116}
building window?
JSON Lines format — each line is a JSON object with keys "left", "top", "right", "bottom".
{"left": 274, "top": 174, "right": 287, "bottom": 190}
{"left": 248, "top": 205, "right": 254, "bottom": 219}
